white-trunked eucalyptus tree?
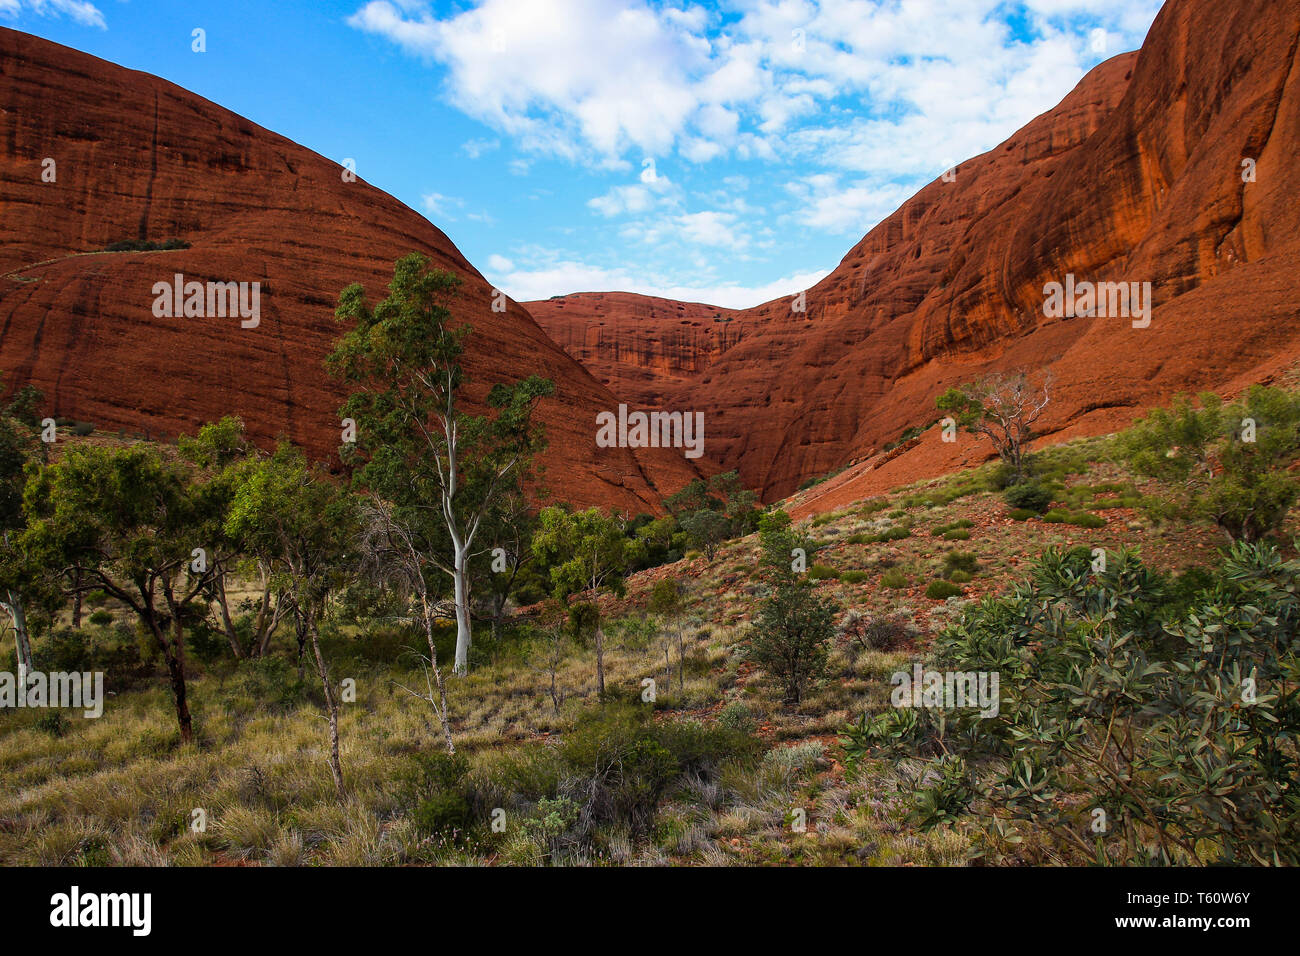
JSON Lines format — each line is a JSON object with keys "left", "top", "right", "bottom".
{"left": 327, "top": 253, "right": 553, "bottom": 678}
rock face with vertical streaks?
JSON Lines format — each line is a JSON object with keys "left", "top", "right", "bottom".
{"left": 538, "top": 0, "right": 1300, "bottom": 505}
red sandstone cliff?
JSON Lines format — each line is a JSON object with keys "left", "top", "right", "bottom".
{"left": 536, "top": 0, "right": 1300, "bottom": 506}
{"left": 0, "top": 27, "right": 702, "bottom": 514}
{"left": 526, "top": 292, "right": 745, "bottom": 409}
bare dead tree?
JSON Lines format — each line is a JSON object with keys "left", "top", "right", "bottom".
{"left": 937, "top": 370, "right": 1053, "bottom": 480}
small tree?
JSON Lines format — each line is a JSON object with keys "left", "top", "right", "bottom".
{"left": 748, "top": 510, "right": 836, "bottom": 707}
{"left": 531, "top": 506, "right": 630, "bottom": 698}
{"left": 1119, "top": 386, "right": 1300, "bottom": 542}
{"left": 328, "top": 252, "right": 553, "bottom": 675}
{"left": 224, "top": 443, "right": 357, "bottom": 797}
{"left": 180, "top": 417, "right": 292, "bottom": 660}
{"left": 23, "top": 445, "right": 220, "bottom": 742}
{"left": 665, "top": 470, "right": 760, "bottom": 559}
{"left": 648, "top": 578, "right": 685, "bottom": 691}
{"left": 0, "top": 378, "right": 48, "bottom": 690}
{"left": 936, "top": 371, "right": 1052, "bottom": 481}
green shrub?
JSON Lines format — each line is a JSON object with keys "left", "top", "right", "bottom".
{"left": 405, "top": 751, "right": 475, "bottom": 838}
{"left": 849, "top": 542, "right": 1300, "bottom": 865}
{"left": 1119, "top": 386, "right": 1300, "bottom": 541}
{"left": 943, "top": 528, "right": 971, "bottom": 540}
{"left": 103, "top": 237, "right": 191, "bottom": 253}
{"left": 1065, "top": 512, "right": 1106, "bottom": 528}
{"left": 925, "top": 580, "right": 963, "bottom": 599}
{"left": 35, "top": 712, "right": 68, "bottom": 738}
{"left": 1041, "top": 509, "right": 1069, "bottom": 523}
{"left": 942, "top": 551, "right": 979, "bottom": 577}
{"left": 933, "top": 519, "right": 974, "bottom": 536}
{"left": 1006, "top": 508, "right": 1036, "bottom": 521}
{"left": 948, "top": 569, "right": 972, "bottom": 584}
{"left": 718, "top": 701, "right": 755, "bottom": 732}
{"left": 234, "top": 656, "right": 309, "bottom": 713}
{"left": 807, "top": 563, "right": 839, "bottom": 580}
{"left": 87, "top": 609, "right": 113, "bottom": 627}
{"left": 877, "top": 525, "right": 911, "bottom": 542}
{"left": 881, "top": 568, "right": 911, "bottom": 589}
{"left": 841, "top": 610, "right": 910, "bottom": 651}
{"left": 36, "top": 628, "right": 90, "bottom": 672}
{"left": 1002, "top": 481, "right": 1054, "bottom": 514}
{"left": 566, "top": 602, "right": 600, "bottom": 646}
{"left": 552, "top": 701, "right": 757, "bottom": 835}
{"left": 840, "top": 570, "right": 869, "bottom": 584}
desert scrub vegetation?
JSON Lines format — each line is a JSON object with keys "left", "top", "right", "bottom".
{"left": 843, "top": 542, "right": 1300, "bottom": 865}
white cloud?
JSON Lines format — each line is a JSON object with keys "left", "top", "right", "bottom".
{"left": 588, "top": 167, "right": 681, "bottom": 217}
{"left": 786, "top": 175, "right": 915, "bottom": 234}
{"left": 421, "top": 191, "right": 462, "bottom": 218}
{"left": 497, "top": 255, "right": 830, "bottom": 309}
{"left": 675, "top": 210, "right": 744, "bottom": 248}
{"left": 0, "top": 0, "right": 106, "bottom": 28}
{"left": 349, "top": 0, "right": 1160, "bottom": 173}
{"left": 487, "top": 254, "right": 514, "bottom": 272}
{"left": 461, "top": 137, "right": 500, "bottom": 159}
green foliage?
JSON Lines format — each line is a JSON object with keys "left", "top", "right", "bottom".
{"left": 849, "top": 542, "right": 1300, "bottom": 865}
{"left": 748, "top": 511, "right": 838, "bottom": 705}
{"left": 532, "top": 506, "right": 630, "bottom": 602}
{"left": 234, "top": 656, "right": 310, "bottom": 713}
{"left": 565, "top": 601, "right": 600, "bottom": 645}
{"left": 1119, "top": 386, "right": 1300, "bottom": 541}
{"left": 942, "top": 551, "right": 979, "bottom": 577}
{"left": 495, "top": 700, "right": 757, "bottom": 843}
{"left": 647, "top": 578, "right": 683, "bottom": 618}
{"left": 34, "top": 711, "right": 68, "bottom": 738}
{"left": 932, "top": 518, "right": 974, "bottom": 536}
{"left": 840, "top": 570, "right": 870, "bottom": 584}
{"left": 664, "top": 470, "right": 759, "bottom": 559}
{"left": 405, "top": 751, "right": 475, "bottom": 838}
{"left": 1065, "top": 512, "right": 1106, "bottom": 529}
{"left": 102, "top": 238, "right": 189, "bottom": 252}
{"left": 806, "top": 563, "right": 839, "bottom": 580}
{"left": 718, "top": 701, "right": 755, "bottom": 732}
{"left": 925, "top": 580, "right": 963, "bottom": 600}
{"left": 1002, "top": 480, "right": 1054, "bottom": 514}
{"left": 881, "top": 567, "right": 910, "bottom": 589}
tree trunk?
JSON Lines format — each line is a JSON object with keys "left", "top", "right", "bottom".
{"left": 159, "top": 597, "right": 195, "bottom": 744}
{"left": 594, "top": 624, "right": 606, "bottom": 698}
{"left": 452, "top": 544, "right": 472, "bottom": 675}
{"left": 422, "top": 599, "right": 457, "bottom": 754}
{"left": 158, "top": 625, "right": 193, "bottom": 744}
{"left": 5, "top": 591, "right": 32, "bottom": 691}
{"left": 307, "top": 617, "right": 346, "bottom": 799}
{"left": 294, "top": 612, "right": 307, "bottom": 682}
{"left": 214, "top": 574, "right": 244, "bottom": 659}
{"left": 71, "top": 569, "right": 82, "bottom": 628}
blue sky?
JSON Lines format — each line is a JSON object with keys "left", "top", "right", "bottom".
{"left": 4, "top": 0, "right": 1164, "bottom": 307}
